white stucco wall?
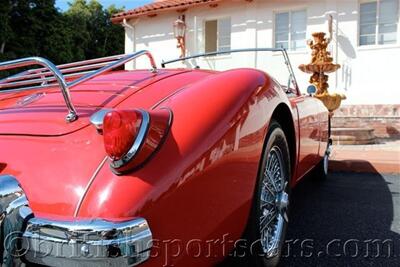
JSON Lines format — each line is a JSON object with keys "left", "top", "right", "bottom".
{"left": 122, "top": 0, "right": 400, "bottom": 105}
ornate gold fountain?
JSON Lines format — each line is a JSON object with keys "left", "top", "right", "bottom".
{"left": 299, "top": 31, "right": 346, "bottom": 115}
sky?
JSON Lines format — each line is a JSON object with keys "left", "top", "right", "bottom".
{"left": 55, "top": 0, "right": 152, "bottom": 11}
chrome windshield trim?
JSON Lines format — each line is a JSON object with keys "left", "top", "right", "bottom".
{"left": 161, "top": 47, "right": 285, "bottom": 67}
{"left": 110, "top": 109, "right": 150, "bottom": 169}
{"left": 161, "top": 47, "right": 300, "bottom": 93}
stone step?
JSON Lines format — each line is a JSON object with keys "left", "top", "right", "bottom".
{"left": 331, "top": 127, "right": 376, "bottom": 145}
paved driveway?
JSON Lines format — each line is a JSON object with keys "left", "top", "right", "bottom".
{"left": 221, "top": 172, "right": 400, "bottom": 266}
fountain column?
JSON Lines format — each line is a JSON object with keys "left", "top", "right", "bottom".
{"left": 299, "top": 31, "right": 346, "bottom": 116}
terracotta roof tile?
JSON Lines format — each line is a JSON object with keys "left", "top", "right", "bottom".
{"left": 111, "top": 0, "right": 222, "bottom": 23}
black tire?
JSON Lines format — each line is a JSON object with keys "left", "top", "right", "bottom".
{"left": 245, "top": 120, "right": 291, "bottom": 267}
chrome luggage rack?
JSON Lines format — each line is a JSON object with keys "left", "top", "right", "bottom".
{"left": 0, "top": 50, "right": 157, "bottom": 122}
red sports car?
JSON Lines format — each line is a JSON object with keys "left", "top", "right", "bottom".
{"left": 0, "top": 48, "right": 331, "bottom": 267}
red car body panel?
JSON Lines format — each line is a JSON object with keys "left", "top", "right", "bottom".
{"left": 0, "top": 66, "right": 328, "bottom": 266}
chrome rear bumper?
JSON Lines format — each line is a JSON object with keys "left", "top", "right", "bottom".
{"left": 0, "top": 175, "right": 153, "bottom": 267}
{"left": 22, "top": 217, "right": 152, "bottom": 267}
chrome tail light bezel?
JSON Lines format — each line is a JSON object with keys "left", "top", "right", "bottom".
{"left": 110, "top": 109, "right": 150, "bottom": 170}
{"left": 91, "top": 108, "right": 173, "bottom": 175}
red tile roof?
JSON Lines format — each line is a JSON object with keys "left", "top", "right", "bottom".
{"left": 111, "top": 0, "right": 222, "bottom": 23}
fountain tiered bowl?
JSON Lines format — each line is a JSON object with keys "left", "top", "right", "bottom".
{"left": 298, "top": 62, "right": 341, "bottom": 74}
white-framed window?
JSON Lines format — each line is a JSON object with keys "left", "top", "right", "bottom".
{"left": 274, "top": 10, "right": 307, "bottom": 51}
{"left": 204, "top": 17, "right": 231, "bottom": 52}
{"left": 359, "top": 0, "right": 399, "bottom": 46}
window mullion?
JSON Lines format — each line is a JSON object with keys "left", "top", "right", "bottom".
{"left": 216, "top": 22, "right": 219, "bottom": 50}
{"left": 398, "top": 0, "right": 400, "bottom": 44}
{"left": 376, "top": 0, "right": 379, "bottom": 45}
{"left": 288, "top": 11, "right": 292, "bottom": 50}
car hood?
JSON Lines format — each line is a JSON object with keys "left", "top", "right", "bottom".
{"left": 0, "top": 70, "right": 186, "bottom": 136}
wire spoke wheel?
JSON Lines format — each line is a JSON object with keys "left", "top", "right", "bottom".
{"left": 244, "top": 121, "right": 291, "bottom": 267}
{"left": 259, "top": 146, "right": 289, "bottom": 258}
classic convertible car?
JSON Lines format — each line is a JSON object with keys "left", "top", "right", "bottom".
{"left": 0, "top": 48, "right": 330, "bottom": 267}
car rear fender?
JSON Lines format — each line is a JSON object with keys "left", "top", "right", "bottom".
{"left": 75, "top": 68, "right": 291, "bottom": 266}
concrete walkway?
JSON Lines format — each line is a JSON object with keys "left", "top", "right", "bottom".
{"left": 329, "top": 140, "right": 400, "bottom": 174}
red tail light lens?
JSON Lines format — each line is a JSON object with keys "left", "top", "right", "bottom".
{"left": 103, "top": 110, "right": 142, "bottom": 160}
{"left": 103, "top": 108, "right": 172, "bottom": 174}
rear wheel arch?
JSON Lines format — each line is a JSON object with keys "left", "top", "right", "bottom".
{"left": 269, "top": 103, "right": 296, "bottom": 182}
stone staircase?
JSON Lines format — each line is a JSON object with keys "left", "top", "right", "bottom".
{"left": 330, "top": 104, "right": 400, "bottom": 142}
{"left": 331, "top": 128, "right": 376, "bottom": 145}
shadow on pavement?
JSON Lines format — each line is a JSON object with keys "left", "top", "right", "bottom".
{"left": 221, "top": 161, "right": 400, "bottom": 266}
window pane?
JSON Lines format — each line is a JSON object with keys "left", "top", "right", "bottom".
{"left": 275, "top": 12, "right": 289, "bottom": 32}
{"left": 360, "top": 23, "right": 376, "bottom": 35}
{"left": 275, "top": 41, "right": 289, "bottom": 49}
{"left": 360, "top": 2, "right": 377, "bottom": 24}
{"left": 218, "top": 18, "right": 231, "bottom": 50}
{"left": 205, "top": 20, "right": 217, "bottom": 52}
{"left": 291, "top": 10, "right": 307, "bottom": 50}
{"left": 218, "top": 18, "right": 231, "bottom": 36}
{"left": 218, "top": 45, "right": 230, "bottom": 52}
{"left": 292, "top": 39, "right": 306, "bottom": 50}
{"left": 361, "top": 1, "right": 377, "bottom": 13}
{"left": 360, "top": 13, "right": 377, "bottom": 24}
{"left": 360, "top": 2, "right": 378, "bottom": 45}
{"left": 360, "top": 35, "right": 376, "bottom": 45}
{"left": 378, "top": 32, "right": 397, "bottom": 44}
{"left": 379, "top": 23, "right": 397, "bottom": 33}
{"left": 379, "top": 0, "right": 398, "bottom": 23}
{"left": 378, "top": 0, "right": 398, "bottom": 44}
{"left": 218, "top": 36, "right": 230, "bottom": 47}
{"left": 275, "top": 12, "right": 289, "bottom": 48}
{"left": 291, "top": 10, "right": 307, "bottom": 26}
{"left": 291, "top": 34, "right": 306, "bottom": 50}
{"left": 276, "top": 32, "right": 288, "bottom": 42}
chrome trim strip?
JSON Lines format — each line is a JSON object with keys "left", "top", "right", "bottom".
{"left": 111, "top": 110, "right": 150, "bottom": 169}
{"left": 73, "top": 156, "right": 109, "bottom": 217}
{"left": 22, "top": 217, "right": 153, "bottom": 267}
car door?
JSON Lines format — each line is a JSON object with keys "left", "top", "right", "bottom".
{"left": 290, "top": 94, "right": 321, "bottom": 181}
